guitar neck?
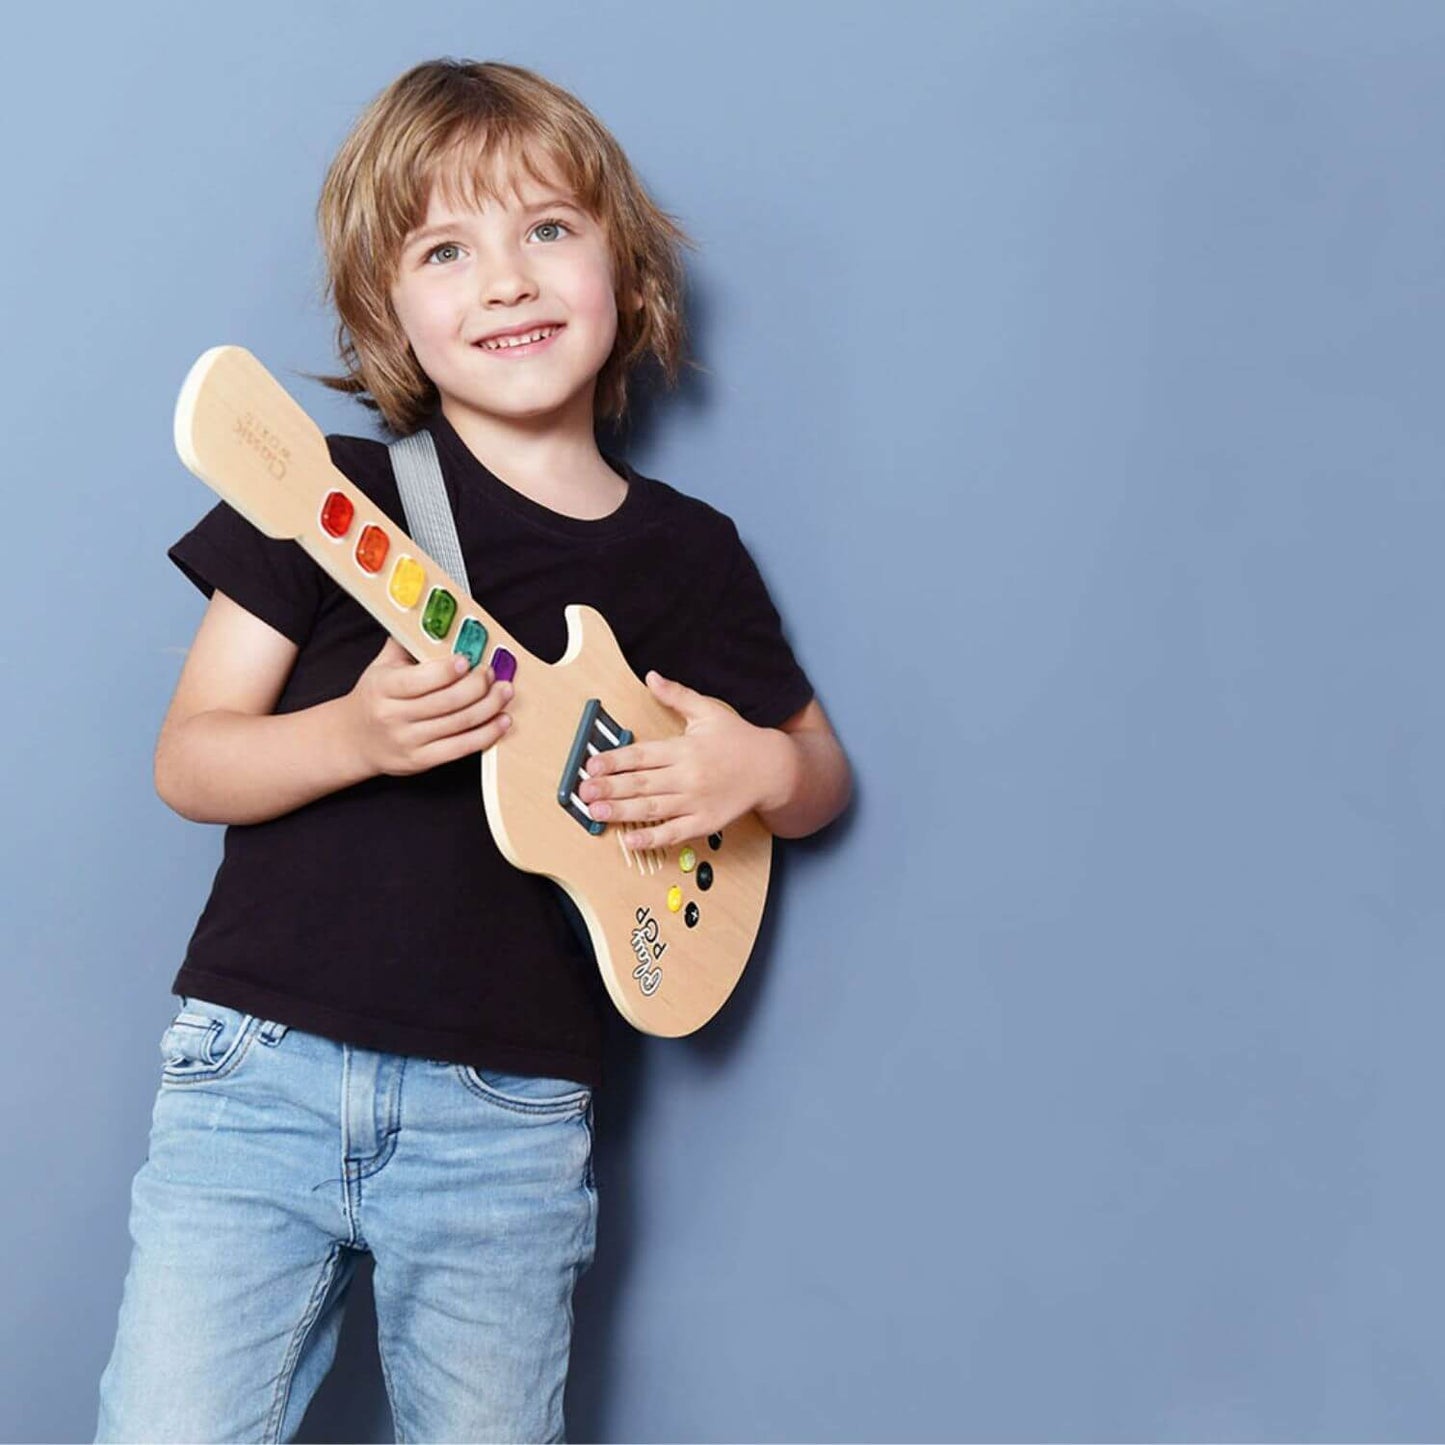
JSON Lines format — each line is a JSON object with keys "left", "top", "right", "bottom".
{"left": 173, "top": 346, "right": 525, "bottom": 677}
{"left": 297, "top": 463, "right": 525, "bottom": 676}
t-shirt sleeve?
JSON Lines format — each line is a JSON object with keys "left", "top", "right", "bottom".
{"left": 685, "top": 518, "right": 815, "bottom": 730}
{"left": 168, "top": 497, "right": 325, "bottom": 646}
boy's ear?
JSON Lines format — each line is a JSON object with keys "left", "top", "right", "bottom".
{"left": 623, "top": 287, "right": 645, "bottom": 313}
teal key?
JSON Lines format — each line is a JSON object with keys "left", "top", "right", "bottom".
{"left": 452, "top": 615, "right": 487, "bottom": 667}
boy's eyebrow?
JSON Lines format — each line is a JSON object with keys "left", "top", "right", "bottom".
{"left": 404, "top": 196, "right": 586, "bottom": 246}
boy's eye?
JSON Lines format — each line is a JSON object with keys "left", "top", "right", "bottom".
{"left": 422, "top": 217, "right": 572, "bottom": 265}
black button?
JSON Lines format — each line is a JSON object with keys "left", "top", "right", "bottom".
{"left": 696, "top": 861, "right": 713, "bottom": 891}
{"left": 684, "top": 902, "right": 700, "bottom": 928}
{"left": 708, "top": 832, "right": 723, "bottom": 849}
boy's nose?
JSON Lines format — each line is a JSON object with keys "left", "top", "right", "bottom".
{"left": 480, "top": 262, "right": 538, "bottom": 308}
{"left": 484, "top": 282, "right": 537, "bottom": 308}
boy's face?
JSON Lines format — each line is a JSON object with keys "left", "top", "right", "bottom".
{"left": 389, "top": 160, "right": 619, "bottom": 432}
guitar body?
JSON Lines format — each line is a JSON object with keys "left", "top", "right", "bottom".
{"left": 173, "top": 344, "right": 770, "bottom": 1037}
{"left": 483, "top": 603, "right": 771, "bottom": 1035}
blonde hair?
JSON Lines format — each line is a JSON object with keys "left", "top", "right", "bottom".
{"left": 311, "top": 58, "right": 697, "bottom": 436}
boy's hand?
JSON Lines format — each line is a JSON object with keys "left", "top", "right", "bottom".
{"left": 577, "top": 670, "right": 796, "bottom": 851}
{"left": 344, "top": 635, "right": 513, "bottom": 777}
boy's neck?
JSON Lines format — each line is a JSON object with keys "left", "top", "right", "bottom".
{"left": 438, "top": 393, "right": 627, "bottom": 521}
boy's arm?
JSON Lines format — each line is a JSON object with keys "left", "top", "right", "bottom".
{"left": 155, "top": 590, "right": 512, "bottom": 826}
{"left": 578, "top": 673, "right": 852, "bottom": 849}
{"left": 752, "top": 696, "right": 852, "bottom": 840}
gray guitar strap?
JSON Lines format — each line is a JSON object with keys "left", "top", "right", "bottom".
{"left": 387, "top": 429, "right": 594, "bottom": 953}
{"left": 387, "top": 429, "right": 470, "bottom": 594}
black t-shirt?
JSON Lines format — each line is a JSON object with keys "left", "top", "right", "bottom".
{"left": 165, "top": 404, "right": 814, "bottom": 1089}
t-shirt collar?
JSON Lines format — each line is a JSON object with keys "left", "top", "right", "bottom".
{"left": 420, "top": 402, "right": 646, "bottom": 541}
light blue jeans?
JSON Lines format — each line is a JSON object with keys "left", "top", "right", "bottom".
{"left": 94, "top": 996, "right": 598, "bottom": 1444}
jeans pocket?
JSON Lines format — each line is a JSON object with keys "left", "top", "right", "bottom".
{"left": 456, "top": 1064, "right": 593, "bottom": 1117}
{"left": 159, "top": 996, "right": 264, "bottom": 1085}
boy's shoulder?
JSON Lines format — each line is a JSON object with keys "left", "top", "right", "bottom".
{"left": 323, "top": 428, "right": 396, "bottom": 479}
{"left": 620, "top": 462, "right": 744, "bottom": 542}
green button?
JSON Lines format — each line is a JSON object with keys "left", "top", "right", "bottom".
{"left": 420, "top": 589, "right": 456, "bottom": 641}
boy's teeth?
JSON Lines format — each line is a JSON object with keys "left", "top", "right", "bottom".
{"left": 480, "top": 326, "right": 559, "bottom": 350}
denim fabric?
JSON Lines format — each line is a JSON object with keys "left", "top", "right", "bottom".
{"left": 94, "top": 997, "right": 598, "bottom": 1444}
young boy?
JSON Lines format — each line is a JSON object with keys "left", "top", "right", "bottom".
{"left": 95, "top": 57, "right": 850, "bottom": 1444}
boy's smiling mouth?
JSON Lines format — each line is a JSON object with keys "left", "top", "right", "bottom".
{"left": 474, "top": 323, "right": 565, "bottom": 354}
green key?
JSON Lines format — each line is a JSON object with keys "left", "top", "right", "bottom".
{"left": 422, "top": 588, "right": 458, "bottom": 641}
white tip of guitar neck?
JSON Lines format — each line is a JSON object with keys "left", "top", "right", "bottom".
{"left": 173, "top": 345, "right": 246, "bottom": 476}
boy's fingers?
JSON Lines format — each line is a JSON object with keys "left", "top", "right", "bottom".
{"left": 582, "top": 764, "right": 667, "bottom": 802}
{"left": 622, "top": 816, "right": 704, "bottom": 853}
{"left": 391, "top": 653, "right": 494, "bottom": 702}
{"left": 600, "top": 792, "right": 685, "bottom": 825}
{"left": 413, "top": 680, "right": 512, "bottom": 744}
{"left": 585, "top": 739, "right": 669, "bottom": 777}
{"left": 422, "top": 712, "right": 513, "bottom": 767}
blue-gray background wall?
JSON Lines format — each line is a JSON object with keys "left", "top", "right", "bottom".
{"left": 4, "top": 1, "right": 1443, "bottom": 1440}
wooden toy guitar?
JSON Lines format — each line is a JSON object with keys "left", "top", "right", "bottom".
{"left": 173, "top": 345, "right": 772, "bottom": 1037}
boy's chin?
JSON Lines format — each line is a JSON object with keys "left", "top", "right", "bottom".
{"left": 441, "top": 388, "right": 591, "bottom": 427}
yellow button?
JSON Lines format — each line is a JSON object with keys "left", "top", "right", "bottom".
{"left": 667, "top": 886, "right": 683, "bottom": 913}
{"left": 388, "top": 556, "right": 426, "bottom": 608}
{"left": 679, "top": 847, "right": 696, "bottom": 873}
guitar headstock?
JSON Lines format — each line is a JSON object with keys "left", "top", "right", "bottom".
{"left": 173, "top": 345, "right": 333, "bottom": 540}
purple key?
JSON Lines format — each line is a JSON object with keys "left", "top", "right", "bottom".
{"left": 491, "top": 647, "right": 517, "bottom": 683}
